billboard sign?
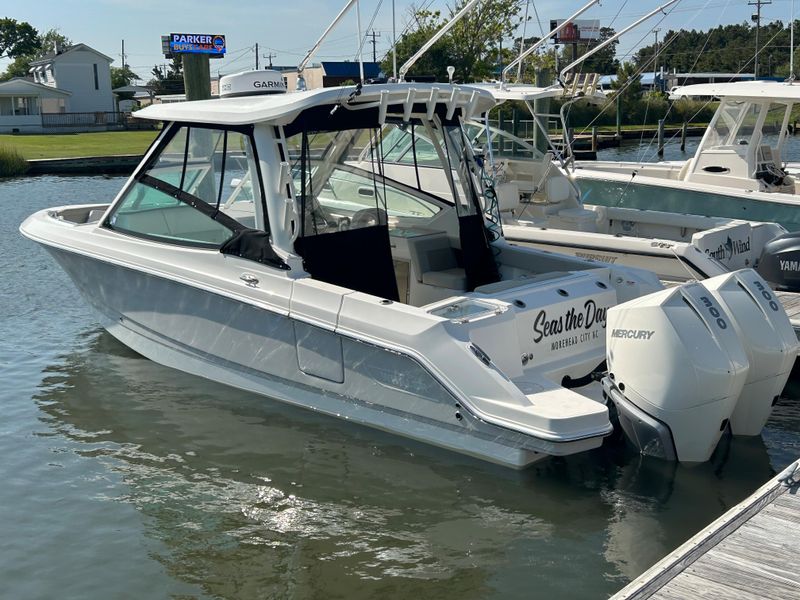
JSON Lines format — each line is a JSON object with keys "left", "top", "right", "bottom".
{"left": 549, "top": 19, "right": 602, "bottom": 43}
{"left": 168, "top": 33, "right": 226, "bottom": 57}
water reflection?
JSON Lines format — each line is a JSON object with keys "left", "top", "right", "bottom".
{"left": 32, "top": 328, "right": 781, "bottom": 599}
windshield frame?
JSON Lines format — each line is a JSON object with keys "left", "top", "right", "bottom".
{"left": 103, "top": 121, "right": 270, "bottom": 248}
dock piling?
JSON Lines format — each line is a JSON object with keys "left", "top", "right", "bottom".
{"left": 591, "top": 126, "right": 598, "bottom": 153}
{"left": 657, "top": 119, "right": 665, "bottom": 158}
{"left": 680, "top": 122, "right": 687, "bottom": 151}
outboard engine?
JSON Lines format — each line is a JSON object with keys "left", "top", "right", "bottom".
{"left": 702, "top": 270, "right": 799, "bottom": 435}
{"left": 757, "top": 231, "right": 800, "bottom": 291}
{"left": 602, "top": 283, "right": 749, "bottom": 463}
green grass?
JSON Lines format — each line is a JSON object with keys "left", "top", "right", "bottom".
{"left": 0, "top": 130, "right": 160, "bottom": 160}
{"left": 0, "top": 146, "right": 28, "bottom": 177}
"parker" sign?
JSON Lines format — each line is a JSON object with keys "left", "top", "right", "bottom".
{"left": 168, "top": 33, "right": 226, "bottom": 56}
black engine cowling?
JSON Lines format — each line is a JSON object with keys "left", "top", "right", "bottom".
{"left": 756, "top": 231, "right": 800, "bottom": 291}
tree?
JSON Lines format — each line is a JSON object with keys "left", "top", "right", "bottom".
{"left": 631, "top": 21, "right": 792, "bottom": 75}
{"left": 580, "top": 27, "right": 619, "bottom": 74}
{"left": 611, "top": 62, "right": 642, "bottom": 110}
{"left": 382, "top": 9, "right": 450, "bottom": 79}
{"left": 37, "top": 29, "right": 71, "bottom": 56}
{"left": 384, "top": 0, "right": 523, "bottom": 82}
{"left": 111, "top": 66, "right": 139, "bottom": 89}
{"left": 511, "top": 36, "right": 557, "bottom": 79}
{"left": 147, "top": 55, "right": 184, "bottom": 95}
{"left": 0, "top": 28, "right": 71, "bottom": 82}
{"left": 446, "top": 0, "right": 523, "bottom": 81}
{"left": 0, "top": 18, "right": 39, "bottom": 59}
{"left": 1, "top": 55, "right": 33, "bottom": 80}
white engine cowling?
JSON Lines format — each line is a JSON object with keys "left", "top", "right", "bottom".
{"left": 603, "top": 283, "right": 749, "bottom": 463}
{"left": 700, "top": 270, "right": 799, "bottom": 435}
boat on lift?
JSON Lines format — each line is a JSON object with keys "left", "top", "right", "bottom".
{"left": 20, "top": 72, "right": 798, "bottom": 468}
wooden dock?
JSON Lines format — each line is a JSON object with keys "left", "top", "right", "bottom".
{"left": 777, "top": 291, "right": 800, "bottom": 333}
{"left": 612, "top": 458, "right": 800, "bottom": 599}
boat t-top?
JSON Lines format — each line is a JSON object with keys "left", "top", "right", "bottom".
{"left": 20, "top": 72, "right": 798, "bottom": 468}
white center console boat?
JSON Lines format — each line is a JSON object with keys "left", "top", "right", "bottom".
{"left": 573, "top": 81, "right": 800, "bottom": 290}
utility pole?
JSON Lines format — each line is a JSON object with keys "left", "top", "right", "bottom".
{"left": 255, "top": 42, "right": 259, "bottom": 70}
{"left": 368, "top": 30, "right": 381, "bottom": 63}
{"left": 121, "top": 39, "right": 126, "bottom": 69}
{"left": 554, "top": 43, "right": 559, "bottom": 74}
{"left": 392, "top": 0, "right": 397, "bottom": 79}
{"left": 749, "top": 0, "right": 772, "bottom": 78}
{"left": 653, "top": 29, "right": 660, "bottom": 91}
{"left": 263, "top": 52, "right": 276, "bottom": 68}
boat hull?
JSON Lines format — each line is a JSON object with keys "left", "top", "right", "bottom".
{"left": 576, "top": 172, "right": 800, "bottom": 231}
{"left": 42, "top": 245, "right": 604, "bottom": 468}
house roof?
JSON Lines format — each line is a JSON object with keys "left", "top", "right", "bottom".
{"left": 0, "top": 78, "right": 72, "bottom": 97}
{"left": 320, "top": 61, "right": 381, "bottom": 78}
{"left": 30, "top": 43, "right": 114, "bottom": 66}
{"left": 598, "top": 73, "right": 659, "bottom": 86}
{"left": 113, "top": 85, "right": 153, "bottom": 94}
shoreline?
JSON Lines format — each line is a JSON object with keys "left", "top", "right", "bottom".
{"left": 25, "top": 155, "right": 142, "bottom": 175}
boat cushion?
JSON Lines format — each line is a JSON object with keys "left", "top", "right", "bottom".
{"left": 495, "top": 182, "right": 520, "bottom": 213}
{"left": 422, "top": 268, "right": 467, "bottom": 290}
{"left": 409, "top": 233, "right": 460, "bottom": 280}
{"left": 546, "top": 176, "right": 573, "bottom": 203}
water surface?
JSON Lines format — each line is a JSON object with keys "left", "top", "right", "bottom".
{"left": 2, "top": 175, "right": 799, "bottom": 599}
{"left": 596, "top": 131, "right": 800, "bottom": 163}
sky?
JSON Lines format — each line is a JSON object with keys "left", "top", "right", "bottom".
{"left": 1, "top": 0, "right": 798, "bottom": 81}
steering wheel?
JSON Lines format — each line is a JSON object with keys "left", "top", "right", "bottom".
{"left": 351, "top": 208, "right": 388, "bottom": 228}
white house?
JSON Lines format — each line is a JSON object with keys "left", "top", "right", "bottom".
{"left": 0, "top": 78, "right": 71, "bottom": 133}
{"left": 29, "top": 43, "right": 115, "bottom": 113}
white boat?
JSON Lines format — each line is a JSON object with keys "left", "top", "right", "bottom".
{"left": 372, "top": 83, "right": 791, "bottom": 286}
{"left": 572, "top": 81, "right": 800, "bottom": 288}
{"left": 20, "top": 73, "right": 798, "bottom": 467}
{"left": 376, "top": 0, "right": 798, "bottom": 287}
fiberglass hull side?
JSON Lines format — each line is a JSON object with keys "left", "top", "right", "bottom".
{"left": 502, "top": 226, "right": 726, "bottom": 282}
{"left": 37, "top": 243, "right": 605, "bottom": 469}
{"left": 574, "top": 172, "right": 800, "bottom": 232}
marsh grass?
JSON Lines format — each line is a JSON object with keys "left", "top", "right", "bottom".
{"left": 0, "top": 146, "right": 28, "bottom": 177}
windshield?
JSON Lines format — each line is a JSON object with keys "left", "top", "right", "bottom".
{"left": 106, "top": 124, "right": 263, "bottom": 247}
{"left": 285, "top": 127, "right": 446, "bottom": 237}
{"left": 705, "top": 100, "right": 749, "bottom": 148}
